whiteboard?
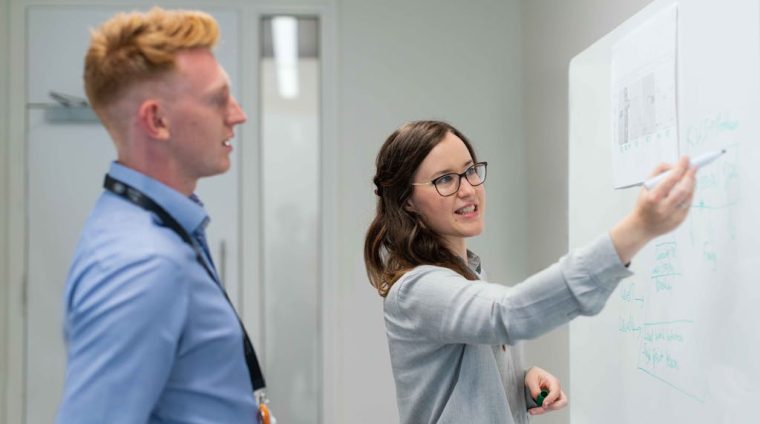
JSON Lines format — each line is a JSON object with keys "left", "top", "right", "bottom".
{"left": 568, "top": 1, "right": 760, "bottom": 423}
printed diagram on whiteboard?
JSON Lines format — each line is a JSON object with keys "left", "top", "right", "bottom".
{"left": 615, "top": 68, "right": 675, "bottom": 149}
{"left": 611, "top": 4, "right": 679, "bottom": 188}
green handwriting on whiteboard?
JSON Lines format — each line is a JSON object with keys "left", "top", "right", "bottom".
{"left": 685, "top": 113, "right": 739, "bottom": 148}
{"left": 636, "top": 320, "right": 704, "bottom": 403}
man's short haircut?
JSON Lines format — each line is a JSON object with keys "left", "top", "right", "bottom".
{"left": 84, "top": 7, "right": 219, "bottom": 111}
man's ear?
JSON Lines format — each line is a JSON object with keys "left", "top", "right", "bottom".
{"left": 137, "top": 99, "right": 170, "bottom": 140}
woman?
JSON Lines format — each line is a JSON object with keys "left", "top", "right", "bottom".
{"left": 364, "top": 121, "right": 695, "bottom": 423}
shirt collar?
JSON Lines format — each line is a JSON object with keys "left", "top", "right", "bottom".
{"left": 108, "top": 162, "right": 209, "bottom": 235}
{"left": 466, "top": 250, "right": 482, "bottom": 276}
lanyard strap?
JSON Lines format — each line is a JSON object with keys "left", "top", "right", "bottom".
{"left": 103, "top": 174, "right": 266, "bottom": 391}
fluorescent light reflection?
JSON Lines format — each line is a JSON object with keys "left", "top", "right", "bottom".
{"left": 272, "top": 16, "right": 299, "bottom": 99}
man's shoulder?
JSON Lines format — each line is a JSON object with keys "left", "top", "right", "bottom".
{"left": 75, "top": 194, "right": 195, "bottom": 266}
{"left": 65, "top": 196, "right": 196, "bottom": 314}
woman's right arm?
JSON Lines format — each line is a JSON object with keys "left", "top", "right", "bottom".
{"left": 386, "top": 159, "right": 697, "bottom": 346}
{"left": 386, "top": 236, "right": 630, "bottom": 346}
{"left": 610, "top": 156, "right": 697, "bottom": 265}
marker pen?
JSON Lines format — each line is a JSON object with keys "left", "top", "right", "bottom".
{"left": 641, "top": 149, "right": 726, "bottom": 190}
{"left": 536, "top": 389, "right": 549, "bottom": 407}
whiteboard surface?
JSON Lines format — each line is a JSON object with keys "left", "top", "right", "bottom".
{"left": 569, "top": 0, "right": 760, "bottom": 422}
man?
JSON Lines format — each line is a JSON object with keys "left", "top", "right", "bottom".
{"left": 57, "top": 8, "right": 268, "bottom": 423}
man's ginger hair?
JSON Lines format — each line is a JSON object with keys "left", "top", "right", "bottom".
{"left": 84, "top": 7, "right": 219, "bottom": 111}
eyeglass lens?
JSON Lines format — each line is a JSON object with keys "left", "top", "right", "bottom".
{"left": 434, "top": 163, "right": 487, "bottom": 196}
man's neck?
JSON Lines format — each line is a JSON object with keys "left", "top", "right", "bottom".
{"left": 117, "top": 158, "right": 196, "bottom": 196}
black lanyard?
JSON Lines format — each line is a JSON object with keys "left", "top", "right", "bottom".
{"left": 103, "top": 174, "right": 266, "bottom": 391}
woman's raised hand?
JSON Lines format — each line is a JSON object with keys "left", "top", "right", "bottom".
{"left": 610, "top": 156, "right": 697, "bottom": 264}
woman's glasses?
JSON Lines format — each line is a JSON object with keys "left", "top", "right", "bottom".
{"left": 411, "top": 162, "right": 488, "bottom": 197}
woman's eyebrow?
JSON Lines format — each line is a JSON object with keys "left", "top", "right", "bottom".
{"left": 429, "top": 160, "right": 474, "bottom": 179}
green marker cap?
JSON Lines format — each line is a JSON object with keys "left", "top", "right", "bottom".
{"left": 536, "top": 389, "right": 549, "bottom": 407}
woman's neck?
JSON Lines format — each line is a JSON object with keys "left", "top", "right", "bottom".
{"left": 443, "top": 236, "right": 467, "bottom": 263}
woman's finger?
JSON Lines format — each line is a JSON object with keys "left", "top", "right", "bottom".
{"left": 647, "top": 162, "right": 672, "bottom": 178}
{"left": 547, "top": 390, "right": 569, "bottom": 410}
{"left": 648, "top": 156, "right": 689, "bottom": 200}
{"left": 528, "top": 406, "right": 546, "bottom": 416}
{"left": 663, "top": 165, "right": 697, "bottom": 210}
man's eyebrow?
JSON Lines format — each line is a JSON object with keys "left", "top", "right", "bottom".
{"left": 204, "top": 75, "right": 231, "bottom": 96}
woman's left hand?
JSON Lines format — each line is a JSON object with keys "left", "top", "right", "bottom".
{"left": 524, "top": 366, "right": 568, "bottom": 416}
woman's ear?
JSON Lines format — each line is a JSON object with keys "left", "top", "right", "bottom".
{"left": 404, "top": 198, "right": 418, "bottom": 213}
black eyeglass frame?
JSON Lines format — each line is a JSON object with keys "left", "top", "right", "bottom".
{"left": 411, "top": 161, "right": 488, "bottom": 197}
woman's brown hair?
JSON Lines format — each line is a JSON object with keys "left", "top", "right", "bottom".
{"left": 364, "top": 120, "right": 479, "bottom": 297}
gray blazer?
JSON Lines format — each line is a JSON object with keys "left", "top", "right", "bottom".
{"left": 383, "top": 234, "right": 632, "bottom": 423}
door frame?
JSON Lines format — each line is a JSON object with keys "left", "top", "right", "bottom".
{"left": 0, "top": 0, "right": 11, "bottom": 422}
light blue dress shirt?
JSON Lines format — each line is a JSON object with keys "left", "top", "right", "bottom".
{"left": 56, "top": 162, "right": 256, "bottom": 423}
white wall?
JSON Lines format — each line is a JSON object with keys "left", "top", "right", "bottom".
{"left": 0, "top": 0, "right": 9, "bottom": 422}
{"left": 521, "top": 1, "right": 654, "bottom": 423}
{"left": 334, "top": 0, "right": 525, "bottom": 422}
{"left": 0, "top": 0, "right": 24, "bottom": 423}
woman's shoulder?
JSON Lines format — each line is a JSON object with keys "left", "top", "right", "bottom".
{"left": 395, "top": 264, "right": 462, "bottom": 283}
{"left": 386, "top": 264, "right": 472, "bottom": 305}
